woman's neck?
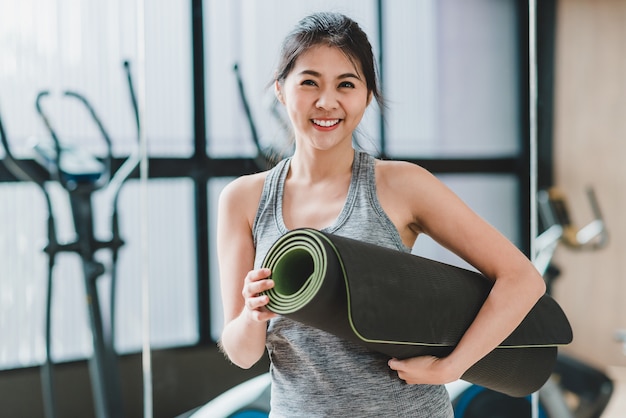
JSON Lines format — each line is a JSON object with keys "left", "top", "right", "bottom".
{"left": 289, "top": 147, "right": 355, "bottom": 183}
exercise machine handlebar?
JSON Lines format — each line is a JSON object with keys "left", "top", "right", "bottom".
{"left": 35, "top": 90, "right": 113, "bottom": 191}
{"left": 233, "top": 62, "right": 288, "bottom": 169}
{"left": 0, "top": 107, "right": 48, "bottom": 186}
{"left": 544, "top": 187, "right": 608, "bottom": 250}
{"left": 535, "top": 186, "right": 607, "bottom": 277}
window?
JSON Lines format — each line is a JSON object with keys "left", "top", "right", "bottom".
{"left": 1, "top": 0, "right": 532, "bottom": 370}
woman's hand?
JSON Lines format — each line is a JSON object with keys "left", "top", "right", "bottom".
{"left": 242, "top": 268, "right": 278, "bottom": 322}
{"left": 388, "top": 356, "right": 463, "bottom": 386}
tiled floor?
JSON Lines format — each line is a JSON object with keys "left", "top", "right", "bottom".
{"left": 602, "top": 366, "right": 626, "bottom": 418}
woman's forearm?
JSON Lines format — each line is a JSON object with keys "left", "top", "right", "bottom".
{"left": 442, "top": 265, "right": 546, "bottom": 378}
{"left": 219, "top": 310, "right": 268, "bottom": 369}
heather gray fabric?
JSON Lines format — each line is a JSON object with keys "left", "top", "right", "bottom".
{"left": 252, "top": 151, "right": 454, "bottom": 417}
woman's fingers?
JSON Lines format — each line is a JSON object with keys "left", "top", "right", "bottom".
{"left": 245, "top": 294, "right": 268, "bottom": 311}
{"left": 248, "top": 267, "right": 272, "bottom": 281}
{"left": 242, "top": 268, "right": 273, "bottom": 297}
{"left": 388, "top": 356, "right": 461, "bottom": 385}
{"left": 242, "top": 268, "right": 276, "bottom": 321}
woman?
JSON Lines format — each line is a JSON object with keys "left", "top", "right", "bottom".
{"left": 217, "top": 12, "right": 546, "bottom": 417}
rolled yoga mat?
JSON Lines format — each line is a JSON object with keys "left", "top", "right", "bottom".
{"left": 261, "top": 228, "right": 573, "bottom": 398}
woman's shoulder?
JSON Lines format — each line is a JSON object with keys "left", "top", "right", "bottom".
{"left": 220, "top": 170, "right": 269, "bottom": 205}
{"left": 373, "top": 158, "right": 452, "bottom": 216}
{"left": 374, "top": 158, "right": 437, "bottom": 189}
{"left": 224, "top": 157, "right": 289, "bottom": 195}
{"left": 217, "top": 170, "right": 272, "bottom": 231}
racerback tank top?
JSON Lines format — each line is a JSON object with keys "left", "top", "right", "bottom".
{"left": 252, "top": 150, "right": 454, "bottom": 418}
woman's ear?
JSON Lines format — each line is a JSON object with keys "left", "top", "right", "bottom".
{"left": 366, "top": 91, "right": 373, "bottom": 107}
{"left": 275, "top": 80, "right": 285, "bottom": 104}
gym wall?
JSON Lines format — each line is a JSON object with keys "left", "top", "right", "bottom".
{"left": 550, "top": 0, "right": 626, "bottom": 369}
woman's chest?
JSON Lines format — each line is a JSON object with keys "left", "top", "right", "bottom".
{"left": 281, "top": 185, "right": 347, "bottom": 230}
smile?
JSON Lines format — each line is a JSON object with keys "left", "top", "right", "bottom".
{"left": 312, "top": 119, "right": 340, "bottom": 127}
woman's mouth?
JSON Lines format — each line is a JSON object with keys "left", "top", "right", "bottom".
{"left": 312, "top": 119, "right": 340, "bottom": 128}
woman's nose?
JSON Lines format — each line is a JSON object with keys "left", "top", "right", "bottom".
{"left": 315, "top": 88, "right": 338, "bottom": 110}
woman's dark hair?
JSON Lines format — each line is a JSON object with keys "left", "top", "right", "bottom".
{"left": 275, "top": 12, "right": 383, "bottom": 108}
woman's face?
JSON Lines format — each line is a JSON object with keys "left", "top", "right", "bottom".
{"left": 276, "top": 45, "right": 372, "bottom": 153}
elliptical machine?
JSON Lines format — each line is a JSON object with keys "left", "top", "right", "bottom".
{"left": 0, "top": 61, "right": 141, "bottom": 418}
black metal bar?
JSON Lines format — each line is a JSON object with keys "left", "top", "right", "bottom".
{"left": 2, "top": 155, "right": 523, "bottom": 182}
{"left": 68, "top": 192, "right": 124, "bottom": 418}
{"left": 406, "top": 157, "right": 522, "bottom": 175}
{"left": 191, "top": 0, "right": 211, "bottom": 345}
{"left": 233, "top": 63, "right": 261, "bottom": 153}
{"left": 516, "top": 0, "right": 532, "bottom": 256}
{"left": 123, "top": 61, "right": 141, "bottom": 135}
{"left": 376, "top": 0, "right": 386, "bottom": 158}
{"left": 143, "top": 156, "right": 524, "bottom": 177}
{"left": 72, "top": 193, "right": 124, "bottom": 417}
{"left": 41, "top": 261, "right": 58, "bottom": 418}
{"left": 536, "top": 0, "right": 557, "bottom": 190}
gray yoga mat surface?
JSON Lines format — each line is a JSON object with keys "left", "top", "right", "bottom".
{"left": 261, "top": 228, "right": 572, "bottom": 397}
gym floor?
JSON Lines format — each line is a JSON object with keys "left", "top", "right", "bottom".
{"left": 602, "top": 366, "right": 626, "bottom": 417}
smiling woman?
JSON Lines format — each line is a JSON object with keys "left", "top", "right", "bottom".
{"left": 216, "top": 11, "right": 546, "bottom": 418}
{"left": 274, "top": 45, "right": 371, "bottom": 154}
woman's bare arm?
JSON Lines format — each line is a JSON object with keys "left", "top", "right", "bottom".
{"left": 216, "top": 174, "right": 276, "bottom": 369}
{"left": 378, "top": 161, "right": 546, "bottom": 384}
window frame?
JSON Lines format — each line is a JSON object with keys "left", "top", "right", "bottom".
{"left": 0, "top": 0, "right": 556, "bottom": 363}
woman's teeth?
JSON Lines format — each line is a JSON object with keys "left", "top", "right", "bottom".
{"left": 312, "top": 119, "right": 340, "bottom": 127}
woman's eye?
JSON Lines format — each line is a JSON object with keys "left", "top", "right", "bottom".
{"left": 339, "top": 81, "right": 355, "bottom": 88}
{"left": 302, "top": 80, "right": 317, "bottom": 86}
